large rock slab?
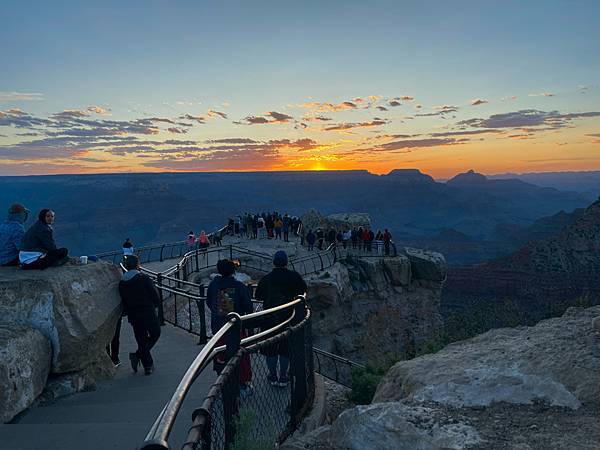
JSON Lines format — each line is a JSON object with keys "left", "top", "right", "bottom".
{"left": 374, "top": 306, "right": 600, "bottom": 409}
{"left": 301, "top": 209, "right": 371, "bottom": 234}
{"left": 0, "top": 262, "right": 122, "bottom": 373}
{"left": 0, "top": 324, "right": 51, "bottom": 423}
{"left": 404, "top": 248, "right": 446, "bottom": 282}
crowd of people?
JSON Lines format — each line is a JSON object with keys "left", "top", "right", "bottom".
{"left": 228, "top": 212, "right": 302, "bottom": 242}
{"left": 304, "top": 226, "right": 393, "bottom": 255}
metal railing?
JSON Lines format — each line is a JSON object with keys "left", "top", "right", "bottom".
{"left": 140, "top": 296, "right": 314, "bottom": 450}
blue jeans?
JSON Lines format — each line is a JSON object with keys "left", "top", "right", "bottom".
{"left": 266, "top": 356, "right": 289, "bottom": 379}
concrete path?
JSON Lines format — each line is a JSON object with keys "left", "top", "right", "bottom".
{"left": 0, "top": 324, "right": 215, "bottom": 450}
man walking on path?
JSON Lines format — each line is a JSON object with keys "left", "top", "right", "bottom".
{"left": 255, "top": 250, "right": 307, "bottom": 387}
{"left": 119, "top": 255, "right": 161, "bottom": 375}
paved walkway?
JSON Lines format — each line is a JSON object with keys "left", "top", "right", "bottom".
{"left": 0, "top": 324, "right": 215, "bottom": 450}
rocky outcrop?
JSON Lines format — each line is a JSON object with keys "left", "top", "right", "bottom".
{"left": 296, "top": 305, "right": 600, "bottom": 449}
{"left": 301, "top": 209, "right": 371, "bottom": 234}
{"left": 0, "top": 325, "right": 51, "bottom": 423}
{"left": 0, "top": 263, "right": 122, "bottom": 373}
{"left": 374, "top": 305, "right": 600, "bottom": 408}
{"left": 404, "top": 248, "right": 446, "bottom": 283}
{"left": 306, "top": 253, "right": 443, "bottom": 367}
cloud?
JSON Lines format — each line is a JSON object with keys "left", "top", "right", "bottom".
{"left": 0, "top": 92, "right": 44, "bottom": 103}
{"left": 502, "top": 96, "right": 517, "bottom": 101}
{"left": 207, "top": 109, "right": 228, "bottom": 119}
{"left": 0, "top": 109, "right": 53, "bottom": 128}
{"left": 388, "top": 100, "right": 402, "bottom": 107}
{"left": 167, "top": 127, "right": 187, "bottom": 134}
{"left": 324, "top": 119, "right": 389, "bottom": 131}
{"left": 298, "top": 100, "right": 358, "bottom": 112}
{"left": 457, "top": 109, "right": 600, "bottom": 129}
{"left": 179, "top": 114, "right": 206, "bottom": 124}
{"left": 416, "top": 105, "right": 459, "bottom": 117}
{"left": 376, "top": 137, "right": 468, "bottom": 151}
{"left": 529, "top": 92, "right": 555, "bottom": 97}
{"left": 242, "top": 111, "right": 293, "bottom": 125}
{"left": 303, "top": 115, "right": 333, "bottom": 122}
{"left": 470, "top": 98, "right": 488, "bottom": 106}
{"left": 399, "top": 96, "right": 414, "bottom": 101}
{"left": 206, "top": 138, "right": 259, "bottom": 144}
{"left": 87, "top": 106, "right": 109, "bottom": 115}
{"left": 52, "top": 110, "right": 90, "bottom": 120}
{"left": 430, "top": 129, "right": 501, "bottom": 137}
{"left": 375, "top": 106, "right": 389, "bottom": 112}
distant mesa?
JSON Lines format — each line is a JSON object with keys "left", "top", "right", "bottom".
{"left": 385, "top": 168, "right": 436, "bottom": 184}
{"left": 446, "top": 169, "right": 488, "bottom": 187}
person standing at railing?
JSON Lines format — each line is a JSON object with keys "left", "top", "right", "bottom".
{"left": 198, "top": 230, "right": 209, "bottom": 255}
{"left": 255, "top": 250, "right": 307, "bottom": 388}
{"left": 274, "top": 216, "right": 283, "bottom": 240}
{"left": 207, "top": 259, "right": 253, "bottom": 394}
{"left": 383, "top": 229, "right": 393, "bottom": 256}
{"left": 282, "top": 213, "right": 290, "bottom": 242}
{"left": 306, "top": 229, "right": 316, "bottom": 251}
{"left": 186, "top": 231, "right": 196, "bottom": 248}
{"left": 119, "top": 255, "right": 161, "bottom": 376}
{"left": 122, "top": 238, "right": 134, "bottom": 256}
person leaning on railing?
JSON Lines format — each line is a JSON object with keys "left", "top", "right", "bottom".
{"left": 255, "top": 250, "right": 307, "bottom": 388}
{"left": 206, "top": 259, "right": 254, "bottom": 395}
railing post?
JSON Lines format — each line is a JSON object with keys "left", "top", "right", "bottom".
{"left": 225, "top": 313, "right": 241, "bottom": 360}
{"left": 229, "top": 245, "right": 233, "bottom": 261}
{"left": 290, "top": 299, "right": 308, "bottom": 426}
{"left": 156, "top": 273, "right": 165, "bottom": 326}
{"left": 197, "top": 284, "right": 207, "bottom": 345}
{"left": 160, "top": 244, "right": 165, "bottom": 262}
{"left": 224, "top": 313, "right": 241, "bottom": 448}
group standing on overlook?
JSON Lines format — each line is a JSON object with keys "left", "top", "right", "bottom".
{"left": 228, "top": 212, "right": 301, "bottom": 242}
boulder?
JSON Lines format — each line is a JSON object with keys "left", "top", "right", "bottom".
{"left": 300, "top": 209, "right": 371, "bottom": 235}
{"left": 295, "top": 402, "right": 480, "bottom": 450}
{"left": 404, "top": 248, "right": 446, "bottom": 282}
{"left": 0, "top": 324, "right": 51, "bottom": 423}
{"left": 374, "top": 305, "right": 600, "bottom": 409}
{"left": 382, "top": 256, "right": 411, "bottom": 287}
{"left": 0, "top": 262, "right": 122, "bottom": 373}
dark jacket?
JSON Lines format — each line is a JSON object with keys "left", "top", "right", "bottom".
{"left": 206, "top": 275, "right": 252, "bottom": 334}
{"left": 306, "top": 231, "right": 316, "bottom": 245}
{"left": 256, "top": 267, "right": 307, "bottom": 356}
{"left": 118, "top": 271, "right": 160, "bottom": 325}
{"left": 21, "top": 220, "right": 57, "bottom": 253}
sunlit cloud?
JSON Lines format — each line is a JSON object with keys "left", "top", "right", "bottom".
{"left": 87, "top": 106, "right": 109, "bottom": 115}
{"left": 529, "top": 92, "right": 555, "bottom": 97}
{"left": 298, "top": 100, "right": 358, "bottom": 112}
{"left": 207, "top": 109, "right": 228, "bottom": 119}
{"left": 0, "top": 91, "right": 44, "bottom": 103}
{"left": 241, "top": 111, "right": 294, "bottom": 125}
{"left": 324, "top": 119, "right": 389, "bottom": 131}
{"left": 470, "top": 98, "right": 488, "bottom": 106}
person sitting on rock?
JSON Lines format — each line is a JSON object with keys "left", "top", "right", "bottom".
{"left": 20, "top": 209, "right": 69, "bottom": 270}
{"left": 0, "top": 203, "right": 30, "bottom": 267}
{"left": 119, "top": 254, "right": 161, "bottom": 375}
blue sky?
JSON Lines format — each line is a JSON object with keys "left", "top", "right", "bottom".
{"left": 1, "top": 0, "right": 599, "bottom": 176}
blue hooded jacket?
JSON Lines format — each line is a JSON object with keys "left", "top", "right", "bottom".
{"left": 0, "top": 212, "right": 26, "bottom": 265}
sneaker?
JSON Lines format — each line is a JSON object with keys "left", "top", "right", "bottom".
{"left": 129, "top": 352, "right": 139, "bottom": 373}
{"left": 144, "top": 365, "right": 154, "bottom": 376}
{"left": 267, "top": 374, "right": 278, "bottom": 386}
{"left": 277, "top": 377, "right": 289, "bottom": 388}
{"left": 240, "top": 383, "right": 254, "bottom": 397}
{"left": 112, "top": 359, "right": 121, "bottom": 368}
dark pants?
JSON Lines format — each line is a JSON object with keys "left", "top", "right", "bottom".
{"left": 1, "top": 258, "right": 19, "bottom": 267}
{"left": 131, "top": 320, "right": 161, "bottom": 369}
{"left": 106, "top": 317, "right": 122, "bottom": 363}
{"left": 384, "top": 241, "right": 390, "bottom": 255}
{"left": 22, "top": 248, "right": 68, "bottom": 270}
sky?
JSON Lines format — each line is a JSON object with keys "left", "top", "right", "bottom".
{"left": 1, "top": 0, "right": 599, "bottom": 179}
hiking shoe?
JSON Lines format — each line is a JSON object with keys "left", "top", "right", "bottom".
{"left": 240, "top": 383, "right": 254, "bottom": 398}
{"left": 144, "top": 365, "right": 154, "bottom": 376}
{"left": 267, "top": 374, "right": 278, "bottom": 386}
{"left": 277, "top": 377, "right": 290, "bottom": 388}
{"left": 129, "top": 352, "right": 139, "bottom": 373}
{"left": 112, "top": 359, "right": 121, "bottom": 368}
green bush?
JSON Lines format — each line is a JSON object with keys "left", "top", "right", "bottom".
{"left": 230, "top": 407, "right": 275, "bottom": 450}
{"left": 348, "top": 365, "right": 388, "bottom": 404}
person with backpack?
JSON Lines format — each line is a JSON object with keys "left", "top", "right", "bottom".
{"left": 206, "top": 259, "right": 253, "bottom": 394}
{"left": 255, "top": 251, "right": 307, "bottom": 387}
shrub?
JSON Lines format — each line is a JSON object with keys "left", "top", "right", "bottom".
{"left": 348, "top": 365, "right": 388, "bottom": 404}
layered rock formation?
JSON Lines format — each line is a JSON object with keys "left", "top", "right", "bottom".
{"left": 0, "top": 262, "right": 122, "bottom": 422}
{"left": 290, "top": 305, "right": 600, "bottom": 449}
{"left": 306, "top": 249, "right": 445, "bottom": 366}
{"left": 443, "top": 198, "right": 600, "bottom": 323}
{"left": 301, "top": 209, "right": 371, "bottom": 234}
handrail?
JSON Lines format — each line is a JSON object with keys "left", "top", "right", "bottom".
{"left": 141, "top": 296, "right": 305, "bottom": 449}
